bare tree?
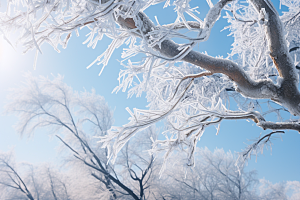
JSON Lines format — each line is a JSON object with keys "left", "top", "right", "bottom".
{"left": 5, "top": 74, "right": 158, "bottom": 200}
{"left": 42, "top": 166, "right": 71, "bottom": 200}
{"left": 116, "top": 127, "right": 158, "bottom": 199}
{"left": 0, "top": 152, "right": 35, "bottom": 200}
{"left": 0, "top": 151, "right": 72, "bottom": 200}
{"left": 200, "top": 148, "right": 258, "bottom": 200}
{"left": 259, "top": 179, "right": 288, "bottom": 200}
{"left": 256, "top": 179, "right": 300, "bottom": 200}
{"left": 1, "top": 147, "right": 299, "bottom": 199}
{"left": 159, "top": 148, "right": 258, "bottom": 200}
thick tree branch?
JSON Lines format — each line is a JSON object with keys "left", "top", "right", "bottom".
{"left": 258, "top": 121, "right": 300, "bottom": 132}
{"left": 115, "top": 0, "right": 300, "bottom": 117}
{"left": 248, "top": 0, "right": 300, "bottom": 115}
{"left": 115, "top": 2, "right": 281, "bottom": 103}
{"left": 162, "top": 21, "right": 201, "bottom": 30}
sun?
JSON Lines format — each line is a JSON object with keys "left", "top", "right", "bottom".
{"left": 0, "top": 37, "right": 23, "bottom": 76}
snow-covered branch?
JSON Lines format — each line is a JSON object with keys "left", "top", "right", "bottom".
{"left": 2, "top": 0, "right": 300, "bottom": 171}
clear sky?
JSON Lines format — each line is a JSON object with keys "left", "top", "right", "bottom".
{"left": 0, "top": 0, "right": 299, "bottom": 184}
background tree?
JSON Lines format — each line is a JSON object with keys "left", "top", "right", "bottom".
{"left": 0, "top": 151, "right": 35, "bottom": 200}
{"left": 116, "top": 127, "right": 159, "bottom": 199}
{"left": 2, "top": 148, "right": 300, "bottom": 200}
{"left": 0, "top": 151, "right": 71, "bottom": 200}
{"left": 158, "top": 148, "right": 258, "bottom": 200}
{"left": 5, "top": 74, "right": 159, "bottom": 200}
{"left": 258, "top": 179, "right": 300, "bottom": 200}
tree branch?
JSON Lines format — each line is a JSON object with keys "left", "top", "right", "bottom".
{"left": 162, "top": 21, "right": 201, "bottom": 30}
{"left": 115, "top": 2, "right": 282, "bottom": 104}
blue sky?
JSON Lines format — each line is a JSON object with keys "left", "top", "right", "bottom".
{"left": 0, "top": 0, "right": 299, "bottom": 184}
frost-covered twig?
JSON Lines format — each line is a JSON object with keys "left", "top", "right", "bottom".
{"left": 237, "top": 130, "right": 285, "bottom": 169}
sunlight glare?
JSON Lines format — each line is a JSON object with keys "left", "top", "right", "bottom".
{"left": 0, "top": 37, "right": 35, "bottom": 94}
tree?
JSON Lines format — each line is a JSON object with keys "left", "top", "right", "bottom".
{"left": 0, "top": 151, "right": 71, "bottom": 200}
{"left": 0, "top": 151, "right": 35, "bottom": 200}
{"left": 2, "top": 149, "right": 300, "bottom": 200}
{"left": 1, "top": 0, "right": 300, "bottom": 168}
{"left": 4, "top": 74, "right": 158, "bottom": 200}
{"left": 258, "top": 179, "right": 300, "bottom": 200}
{"left": 158, "top": 148, "right": 258, "bottom": 200}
